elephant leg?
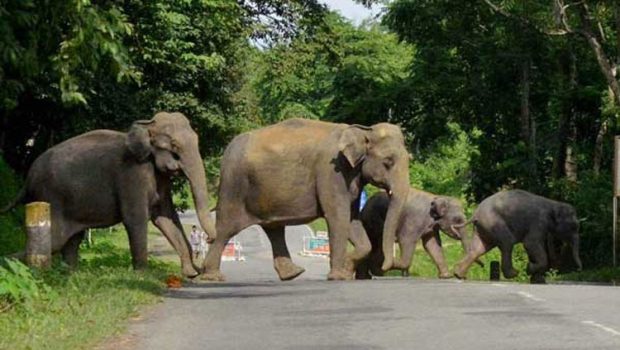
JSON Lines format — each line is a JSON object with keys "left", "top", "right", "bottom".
{"left": 355, "top": 257, "right": 372, "bottom": 280}
{"left": 151, "top": 179, "right": 199, "bottom": 277}
{"left": 524, "top": 236, "right": 548, "bottom": 284}
{"left": 422, "top": 231, "right": 451, "bottom": 279}
{"left": 393, "top": 235, "right": 416, "bottom": 276}
{"left": 499, "top": 243, "right": 518, "bottom": 279}
{"left": 487, "top": 220, "right": 518, "bottom": 279}
{"left": 322, "top": 214, "right": 352, "bottom": 280}
{"left": 346, "top": 220, "right": 372, "bottom": 273}
{"left": 200, "top": 237, "right": 227, "bottom": 282}
{"left": 120, "top": 191, "right": 150, "bottom": 271}
{"left": 264, "top": 226, "right": 305, "bottom": 281}
{"left": 124, "top": 220, "right": 148, "bottom": 271}
{"left": 152, "top": 215, "right": 199, "bottom": 278}
{"left": 454, "top": 233, "right": 494, "bottom": 279}
{"left": 367, "top": 238, "right": 384, "bottom": 277}
{"left": 61, "top": 231, "right": 85, "bottom": 268}
{"left": 201, "top": 214, "right": 242, "bottom": 281}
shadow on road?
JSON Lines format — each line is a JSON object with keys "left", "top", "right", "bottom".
{"left": 165, "top": 286, "right": 327, "bottom": 300}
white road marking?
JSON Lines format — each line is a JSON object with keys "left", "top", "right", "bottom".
{"left": 516, "top": 291, "right": 545, "bottom": 302}
{"left": 582, "top": 321, "right": 620, "bottom": 337}
{"left": 491, "top": 283, "right": 506, "bottom": 288}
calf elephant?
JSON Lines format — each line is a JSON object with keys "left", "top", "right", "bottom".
{"left": 1, "top": 112, "right": 215, "bottom": 277}
{"left": 201, "top": 118, "right": 410, "bottom": 281}
{"left": 356, "top": 189, "right": 471, "bottom": 279}
{"left": 454, "top": 189, "right": 582, "bottom": 283}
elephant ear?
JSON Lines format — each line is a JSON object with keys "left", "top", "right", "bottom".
{"left": 430, "top": 197, "right": 448, "bottom": 219}
{"left": 338, "top": 126, "right": 369, "bottom": 167}
{"left": 126, "top": 121, "right": 153, "bottom": 161}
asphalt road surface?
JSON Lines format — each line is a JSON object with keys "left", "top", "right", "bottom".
{"left": 122, "top": 213, "right": 620, "bottom": 350}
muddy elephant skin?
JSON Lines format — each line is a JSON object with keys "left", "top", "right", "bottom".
{"left": 454, "top": 189, "right": 582, "bottom": 283}
{"left": 356, "top": 188, "right": 468, "bottom": 279}
{"left": 201, "top": 118, "right": 410, "bottom": 281}
{"left": 5, "top": 112, "right": 215, "bottom": 277}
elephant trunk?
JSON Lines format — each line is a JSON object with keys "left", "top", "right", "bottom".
{"left": 182, "top": 147, "right": 216, "bottom": 242}
{"left": 381, "top": 168, "right": 410, "bottom": 272}
{"left": 571, "top": 234, "right": 582, "bottom": 271}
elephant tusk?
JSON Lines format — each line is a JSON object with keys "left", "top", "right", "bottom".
{"left": 450, "top": 225, "right": 461, "bottom": 239}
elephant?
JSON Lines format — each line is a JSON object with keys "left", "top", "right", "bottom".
{"left": 454, "top": 189, "right": 582, "bottom": 283}
{"left": 355, "top": 188, "right": 472, "bottom": 279}
{"left": 1, "top": 112, "right": 216, "bottom": 277}
{"left": 201, "top": 118, "right": 410, "bottom": 281}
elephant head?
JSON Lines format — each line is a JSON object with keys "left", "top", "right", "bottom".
{"left": 338, "top": 123, "right": 410, "bottom": 271}
{"left": 126, "top": 112, "right": 216, "bottom": 241}
{"left": 550, "top": 202, "right": 582, "bottom": 271}
{"left": 430, "top": 197, "right": 467, "bottom": 240}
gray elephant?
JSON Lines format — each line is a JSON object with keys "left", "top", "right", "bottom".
{"left": 1, "top": 112, "right": 215, "bottom": 277}
{"left": 201, "top": 118, "right": 410, "bottom": 281}
{"left": 454, "top": 189, "right": 582, "bottom": 283}
{"left": 356, "top": 189, "right": 472, "bottom": 279}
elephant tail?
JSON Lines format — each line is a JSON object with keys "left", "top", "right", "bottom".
{"left": 0, "top": 186, "right": 26, "bottom": 213}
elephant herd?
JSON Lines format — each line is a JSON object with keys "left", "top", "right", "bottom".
{"left": 2, "top": 112, "right": 582, "bottom": 284}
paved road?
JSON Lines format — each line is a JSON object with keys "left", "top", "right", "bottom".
{"left": 122, "top": 214, "right": 620, "bottom": 350}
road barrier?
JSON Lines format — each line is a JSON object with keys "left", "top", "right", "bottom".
{"left": 221, "top": 239, "right": 245, "bottom": 261}
{"left": 300, "top": 230, "right": 330, "bottom": 257}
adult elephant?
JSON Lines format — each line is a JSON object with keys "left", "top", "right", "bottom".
{"left": 454, "top": 190, "right": 582, "bottom": 283}
{"left": 356, "top": 189, "right": 475, "bottom": 279}
{"left": 201, "top": 118, "right": 410, "bottom": 281}
{"left": 1, "top": 112, "right": 215, "bottom": 277}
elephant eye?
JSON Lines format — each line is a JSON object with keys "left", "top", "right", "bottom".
{"left": 171, "top": 151, "right": 181, "bottom": 161}
{"left": 383, "top": 157, "right": 394, "bottom": 170}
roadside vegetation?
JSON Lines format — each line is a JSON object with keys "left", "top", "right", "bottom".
{"left": 0, "top": 227, "right": 178, "bottom": 350}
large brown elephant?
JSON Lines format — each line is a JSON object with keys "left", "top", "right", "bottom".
{"left": 1, "top": 112, "right": 215, "bottom": 277}
{"left": 201, "top": 118, "right": 410, "bottom": 281}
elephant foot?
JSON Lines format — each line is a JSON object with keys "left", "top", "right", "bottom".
{"left": 274, "top": 257, "right": 305, "bottom": 281}
{"left": 327, "top": 268, "right": 354, "bottom": 281}
{"left": 503, "top": 268, "right": 518, "bottom": 279}
{"left": 200, "top": 270, "right": 226, "bottom": 282}
{"left": 355, "top": 271, "right": 372, "bottom": 280}
{"left": 438, "top": 271, "right": 452, "bottom": 279}
{"left": 182, "top": 264, "right": 200, "bottom": 278}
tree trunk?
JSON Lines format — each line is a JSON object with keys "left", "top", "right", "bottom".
{"left": 553, "top": 49, "right": 577, "bottom": 180}
{"left": 593, "top": 116, "right": 608, "bottom": 175}
{"left": 577, "top": 3, "right": 620, "bottom": 107}
{"left": 520, "top": 57, "right": 537, "bottom": 183}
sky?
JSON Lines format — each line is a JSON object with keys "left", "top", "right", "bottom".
{"left": 320, "top": 0, "right": 383, "bottom": 25}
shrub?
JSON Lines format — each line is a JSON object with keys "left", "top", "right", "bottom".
{"left": 0, "top": 258, "right": 51, "bottom": 312}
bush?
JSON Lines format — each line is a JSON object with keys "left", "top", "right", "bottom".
{"left": 549, "top": 171, "right": 613, "bottom": 268}
{"left": 0, "top": 258, "right": 52, "bottom": 312}
{"left": 0, "top": 155, "right": 25, "bottom": 256}
{"left": 409, "top": 123, "right": 480, "bottom": 210}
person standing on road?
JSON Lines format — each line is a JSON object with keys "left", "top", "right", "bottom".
{"left": 190, "top": 225, "right": 201, "bottom": 260}
{"left": 199, "top": 230, "right": 208, "bottom": 260}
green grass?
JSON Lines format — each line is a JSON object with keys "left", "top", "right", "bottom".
{"left": 0, "top": 227, "right": 180, "bottom": 350}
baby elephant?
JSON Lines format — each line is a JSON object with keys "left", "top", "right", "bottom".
{"left": 356, "top": 188, "right": 471, "bottom": 279}
{"left": 454, "top": 189, "right": 582, "bottom": 283}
